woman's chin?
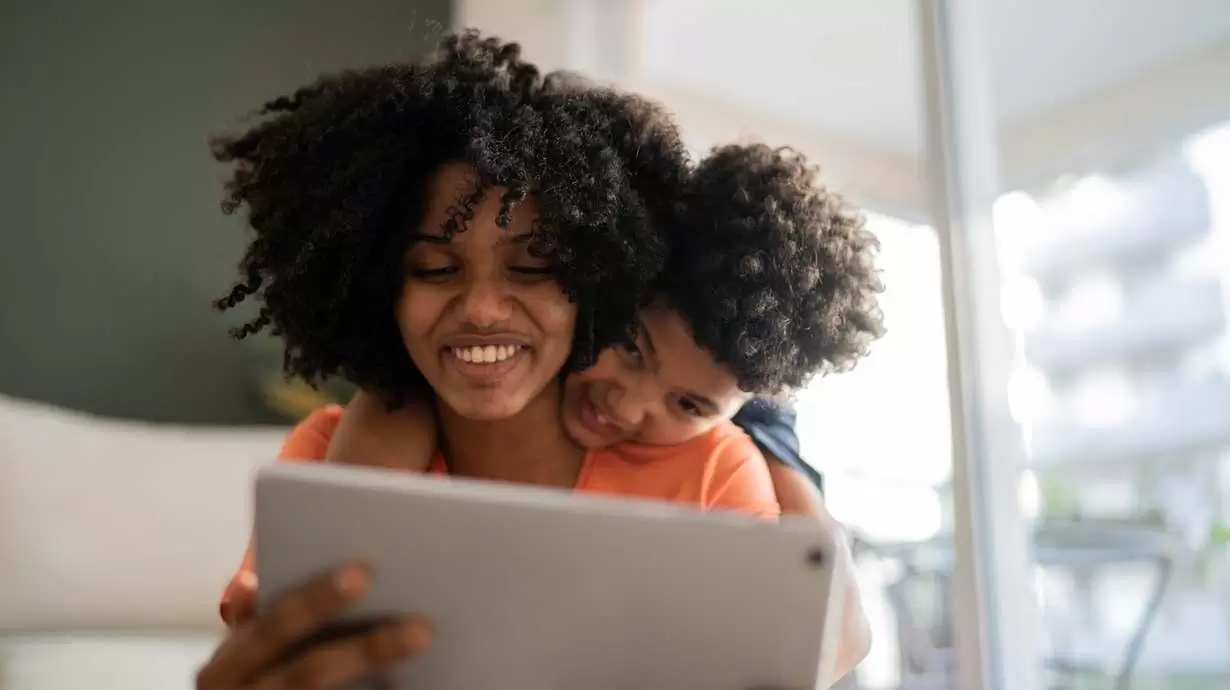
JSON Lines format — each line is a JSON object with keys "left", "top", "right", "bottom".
{"left": 456, "top": 402, "right": 524, "bottom": 423}
{"left": 436, "top": 389, "right": 527, "bottom": 423}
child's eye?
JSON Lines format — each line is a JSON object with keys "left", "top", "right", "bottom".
{"left": 676, "top": 397, "right": 703, "bottom": 417}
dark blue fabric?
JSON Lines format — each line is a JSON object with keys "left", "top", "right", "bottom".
{"left": 731, "top": 397, "right": 824, "bottom": 495}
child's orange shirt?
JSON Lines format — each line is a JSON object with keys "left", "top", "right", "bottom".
{"left": 220, "top": 405, "right": 780, "bottom": 624}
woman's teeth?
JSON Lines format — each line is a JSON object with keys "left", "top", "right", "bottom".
{"left": 452, "top": 344, "right": 522, "bottom": 364}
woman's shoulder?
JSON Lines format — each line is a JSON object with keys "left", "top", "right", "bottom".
{"left": 278, "top": 404, "right": 344, "bottom": 461}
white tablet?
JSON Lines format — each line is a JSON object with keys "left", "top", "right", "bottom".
{"left": 255, "top": 462, "right": 842, "bottom": 690}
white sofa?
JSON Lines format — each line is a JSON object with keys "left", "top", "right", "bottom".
{"left": 0, "top": 393, "right": 288, "bottom": 690}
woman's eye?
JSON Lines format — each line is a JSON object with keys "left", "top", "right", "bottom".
{"left": 408, "top": 266, "right": 457, "bottom": 280}
{"left": 508, "top": 266, "right": 554, "bottom": 282}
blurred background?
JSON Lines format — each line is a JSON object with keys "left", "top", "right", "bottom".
{"left": 3, "top": 1, "right": 1230, "bottom": 689}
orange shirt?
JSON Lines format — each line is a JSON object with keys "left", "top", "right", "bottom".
{"left": 220, "top": 405, "right": 779, "bottom": 624}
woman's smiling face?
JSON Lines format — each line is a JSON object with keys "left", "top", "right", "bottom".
{"left": 560, "top": 300, "right": 752, "bottom": 449}
{"left": 396, "top": 162, "right": 577, "bottom": 422}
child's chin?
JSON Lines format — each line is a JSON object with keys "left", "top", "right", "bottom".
{"left": 565, "top": 417, "right": 613, "bottom": 450}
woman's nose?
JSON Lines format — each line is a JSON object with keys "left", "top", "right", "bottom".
{"left": 459, "top": 277, "right": 512, "bottom": 328}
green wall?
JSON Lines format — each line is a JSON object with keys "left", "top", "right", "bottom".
{"left": 0, "top": 0, "right": 452, "bottom": 423}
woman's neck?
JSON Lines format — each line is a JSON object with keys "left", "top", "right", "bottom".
{"left": 436, "top": 384, "right": 586, "bottom": 489}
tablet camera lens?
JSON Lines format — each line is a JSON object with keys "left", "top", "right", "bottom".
{"left": 806, "top": 548, "right": 824, "bottom": 568}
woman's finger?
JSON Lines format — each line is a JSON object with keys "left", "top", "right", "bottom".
{"left": 221, "top": 570, "right": 260, "bottom": 629}
{"left": 252, "top": 617, "right": 433, "bottom": 690}
{"left": 197, "top": 562, "right": 372, "bottom": 689}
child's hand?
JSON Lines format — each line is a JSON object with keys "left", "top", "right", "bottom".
{"left": 326, "top": 390, "right": 437, "bottom": 472}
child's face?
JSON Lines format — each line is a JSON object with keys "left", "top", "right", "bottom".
{"left": 396, "top": 162, "right": 576, "bottom": 422}
{"left": 560, "top": 300, "right": 752, "bottom": 449}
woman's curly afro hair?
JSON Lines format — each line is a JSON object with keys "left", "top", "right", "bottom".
{"left": 211, "top": 30, "right": 686, "bottom": 403}
{"left": 661, "top": 143, "right": 886, "bottom": 394}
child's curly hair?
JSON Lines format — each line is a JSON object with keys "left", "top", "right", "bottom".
{"left": 662, "top": 143, "right": 886, "bottom": 394}
{"left": 211, "top": 30, "right": 686, "bottom": 403}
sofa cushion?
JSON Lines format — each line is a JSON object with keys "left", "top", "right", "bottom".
{"left": 0, "top": 632, "right": 220, "bottom": 690}
{"left": 0, "top": 393, "right": 287, "bottom": 631}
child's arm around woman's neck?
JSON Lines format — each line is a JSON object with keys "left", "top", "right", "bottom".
{"left": 329, "top": 386, "right": 588, "bottom": 490}
{"left": 325, "top": 390, "right": 437, "bottom": 472}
